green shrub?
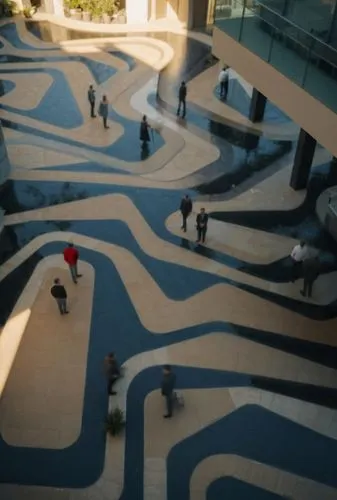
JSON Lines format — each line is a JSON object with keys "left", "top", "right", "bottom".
{"left": 100, "top": 0, "right": 118, "bottom": 15}
{"left": 22, "top": 6, "right": 36, "bottom": 17}
{"left": 80, "top": 0, "right": 94, "bottom": 12}
{"left": 63, "top": 0, "right": 81, "bottom": 10}
{"left": 3, "top": 0, "right": 16, "bottom": 17}
{"left": 105, "top": 407, "right": 125, "bottom": 436}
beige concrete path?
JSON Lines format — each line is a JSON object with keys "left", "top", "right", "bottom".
{"left": 0, "top": 259, "right": 94, "bottom": 449}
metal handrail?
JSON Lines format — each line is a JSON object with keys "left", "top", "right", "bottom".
{"left": 215, "top": 0, "right": 337, "bottom": 67}
{"left": 249, "top": 0, "right": 337, "bottom": 50}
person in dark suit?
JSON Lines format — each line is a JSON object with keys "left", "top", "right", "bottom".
{"left": 88, "top": 84, "right": 96, "bottom": 118}
{"left": 161, "top": 365, "right": 176, "bottom": 418}
{"left": 104, "top": 352, "right": 121, "bottom": 395}
{"left": 196, "top": 208, "right": 208, "bottom": 243}
{"left": 177, "top": 81, "right": 187, "bottom": 118}
{"left": 140, "top": 115, "right": 151, "bottom": 150}
{"left": 300, "top": 256, "right": 320, "bottom": 298}
{"left": 180, "top": 194, "right": 193, "bottom": 232}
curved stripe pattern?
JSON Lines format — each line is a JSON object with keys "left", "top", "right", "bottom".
{"left": 0, "top": 17, "right": 336, "bottom": 500}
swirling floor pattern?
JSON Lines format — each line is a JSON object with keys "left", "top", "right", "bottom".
{"left": 0, "top": 17, "right": 336, "bottom": 500}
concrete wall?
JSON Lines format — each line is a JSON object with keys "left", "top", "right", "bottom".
{"left": 213, "top": 26, "right": 337, "bottom": 158}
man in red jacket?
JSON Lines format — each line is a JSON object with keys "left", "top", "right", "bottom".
{"left": 63, "top": 242, "right": 82, "bottom": 283}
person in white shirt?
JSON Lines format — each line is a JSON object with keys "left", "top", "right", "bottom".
{"left": 218, "top": 66, "right": 229, "bottom": 99}
{"left": 290, "top": 240, "right": 308, "bottom": 282}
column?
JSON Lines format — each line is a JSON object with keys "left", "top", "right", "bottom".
{"left": 0, "top": 122, "right": 11, "bottom": 187}
{"left": 126, "top": 0, "right": 149, "bottom": 23}
{"left": 150, "top": 0, "right": 156, "bottom": 20}
{"left": 52, "top": 0, "right": 63, "bottom": 16}
{"left": 290, "top": 129, "right": 316, "bottom": 191}
{"left": 327, "top": 156, "right": 337, "bottom": 184}
{"left": 249, "top": 88, "right": 267, "bottom": 123}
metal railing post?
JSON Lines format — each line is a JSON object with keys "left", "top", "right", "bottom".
{"left": 238, "top": 0, "right": 246, "bottom": 41}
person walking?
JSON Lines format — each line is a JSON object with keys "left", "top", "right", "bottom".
{"left": 161, "top": 365, "right": 176, "bottom": 418}
{"left": 104, "top": 352, "right": 121, "bottom": 395}
{"left": 300, "top": 256, "right": 320, "bottom": 298}
{"left": 180, "top": 194, "right": 193, "bottom": 232}
{"left": 218, "top": 65, "right": 229, "bottom": 99}
{"left": 63, "top": 242, "right": 82, "bottom": 284}
{"left": 140, "top": 115, "right": 151, "bottom": 150}
{"left": 290, "top": 240, "right": 308, "bottom": 282}
{"left": 88, "top": 84, "right": 96, "bottom": 118}
{"left": 196, "top": 207, "right": 209, "bottom": 243}
{"left": 177, "top": 81, "right": 187, "bottom": 118}
{"left": 98, "top": 94, "right": 109, "bottom": 129}
{"left": 50, "top": 278, "right": 68, "bottom": 315}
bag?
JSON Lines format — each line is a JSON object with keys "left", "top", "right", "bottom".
{"left": 98, "top": 103, "right": 104, "bottom": 117}
{"left": 174, "top": 391, "right": 184, "bottom": 408}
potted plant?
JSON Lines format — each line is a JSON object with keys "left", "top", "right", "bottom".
{"left": 64, "top": 0, "right": 82, "bottom": 20}
{"left": 22, "top": 6, "right": 36, "bottom": 18}
{"left": 3, "top": 0, "right": 16, "bottom": 16}
{"left": 80, "top": 0, "right": 92, "bottom": 22}
{"left": 101, "top": 0, "right": 117, "bottom": 23}
{"left": 116, "top": 7, "right": 126, "bottom": 24}
{"left": 105, "top": 408, "right": 125, "bottom": 437}
{"left": 91, "top": 2, "right": 103, "bottom": 23}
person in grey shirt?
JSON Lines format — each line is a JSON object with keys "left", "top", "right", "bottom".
{"left": 98, "top": 94, "right": 109, "bottom": 129}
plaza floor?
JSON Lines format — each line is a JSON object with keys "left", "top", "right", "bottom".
{"left": 0, "top": 16, "right": 336, "bottom": 500}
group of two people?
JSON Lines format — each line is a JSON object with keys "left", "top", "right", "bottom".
{"left": 104, "top": 354, "right": 177, "bottom": 419}
{"left": 50, "top": 243, "right": 83, "bottom": 315}
{"left": 88, "top": 85, "right": 110, "bottom": 129}
{"left": 180, "top": 194, "right": 209, "bottom": 244}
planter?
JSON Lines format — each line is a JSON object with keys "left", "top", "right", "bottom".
{"left": 70, "top": 8, "right": 82, "bottom": 20}
{"left": 116, "top": 14, "right": 126, "bottom": 24}
{"left": 92, "top": 15, "right": 101, "bottom": 23}
{"left": 82, "top": 10, "right": 91, "bottom": 22}
{"left": 102, "top": 13, "right": 111, "bottom": 23}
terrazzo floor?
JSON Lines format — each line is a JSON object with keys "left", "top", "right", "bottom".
{"left": 0, "top": 16, "right": 336, "bottom": 500}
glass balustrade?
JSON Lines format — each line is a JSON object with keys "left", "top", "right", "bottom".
{"left": 214, "top": 0, "right": 337, "bottom": 113}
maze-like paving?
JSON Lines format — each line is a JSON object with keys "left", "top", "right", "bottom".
{"left": 0, "top": 17, "right": 336, "bottom": 500}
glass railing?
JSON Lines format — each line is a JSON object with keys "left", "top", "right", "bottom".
{"left": 214, "top": 0, "right": 337, "bottom": 114}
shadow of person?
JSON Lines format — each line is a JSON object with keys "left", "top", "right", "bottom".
{"left": 194, "top": 244, "right": 215, "bottom": 260}
{"left": 140, "top": 143, "right": 150, "bottom": 161}
{"left": 180, "top": 238, "right": 191, "bottom": 250}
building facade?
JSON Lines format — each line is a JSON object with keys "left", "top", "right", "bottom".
{"left": 23, "top": 0, "right": 213, "bottom": 29}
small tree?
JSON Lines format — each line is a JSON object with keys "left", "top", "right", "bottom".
{"left": 105, "top": 408, "right": 125, "bottom": 436}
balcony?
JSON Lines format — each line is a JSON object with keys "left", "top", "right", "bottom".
{"left": 214, "top": 0, "right": 337, "bottom": 114}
